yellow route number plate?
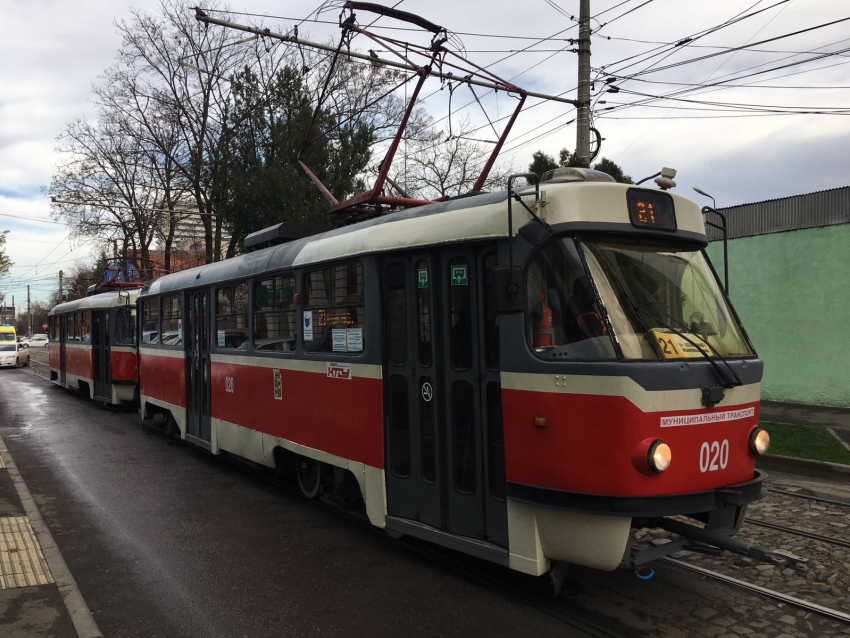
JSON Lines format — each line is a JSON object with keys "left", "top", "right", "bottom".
{"left": 651, "top": 330, "right": 710, "bottom": 359}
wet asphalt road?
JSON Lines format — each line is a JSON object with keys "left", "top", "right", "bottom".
{"left": 0, "top": 369, "right": 584, "bottom": 638}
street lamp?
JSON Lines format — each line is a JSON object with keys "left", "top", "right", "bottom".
{"left": 692, "top": 187, "right": 729, "bottom": 296}
{"left": 693, "top": 187, "right": 716, "bottom": 210}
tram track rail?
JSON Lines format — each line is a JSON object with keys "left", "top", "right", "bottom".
{"left": 746, "top": 518, "right": 850, "bottom": 550}
{"left": 21, "top": 366, "right": 628, "bottom": 638}
{"left": 662, "top": 558, "right": 850, "bottom": 625}
{"left": 767, "top": 486, "right": 850, "bottom": 508}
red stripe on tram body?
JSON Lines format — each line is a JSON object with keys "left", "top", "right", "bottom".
{"left": 111, "top": 351, "right": 138, "bottom": 382}
{"left": 65, "top": 346, "right": 93, "bottom": 380}
{"left": 210, "top": 360, "right": 385, "bottom": 469}
{"left": 502, "top": 388, "right": 759, "bottom": 497}
{"left": 139, "top": 352, "right": 186, "bottom": 408}
{"left": 48, "top": 344, "right": 61, "bottom": 369}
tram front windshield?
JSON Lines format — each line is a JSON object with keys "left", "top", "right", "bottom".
{"left": 526, "top": 237, "right": 752, "bottom": 360}
{"left": 581, "top": 240, "right": 752, "bottom": 359}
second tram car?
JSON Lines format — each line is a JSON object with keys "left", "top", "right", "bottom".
{"left": 134, "top": 168, "right": 771, "bottom": 575}
{"left": 48, "top": 289, "right": 140, "bottom": 405}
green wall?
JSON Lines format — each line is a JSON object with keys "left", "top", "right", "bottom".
{"left": 706, "top": 224, "right": 850, "bottom": 408}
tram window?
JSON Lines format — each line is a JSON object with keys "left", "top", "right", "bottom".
{"left": 161, "top": 295, "right": 182, "bottom": 347}
{"left": 216, "top": 283, "right": 249, "bottom": 350}
{"left": 79, "top": 311, "right": 91, "bottom": 343}
{"left": 69, "top": 313, "right": 77, "bottom": 342}
{"left": 114, "top": 308, "right": 135, "bottom": 346}
{"left": 415, "top": 260, "right": 432, "bottom": 367}
{"left": 486, "top": 382, "right": 506, "bottom": 502}
{"left": 527, "top": 238, "right": 617, "bottom": 360}
{"left": 387, "top": 264, "right": 407, "bottom": 365}
{"left": 389, "top": 374, "right": 410, "bottom": 478}
{"left": 482, "top": 253, "right": 500, "bottom": 371}
{"left": 451, "top": 380, "right": 476, "bottom": 494}
{"left": 303, "top": 262, "right": 365, "bottom": 354}
{"left": 141, "top": 299, "right": 159, "bottom": 344}
{"left": 448, "top": 258, "right": 472, "bottom": 370}
{"left": 254, "top": 275, "right": 296, "bottom": 353}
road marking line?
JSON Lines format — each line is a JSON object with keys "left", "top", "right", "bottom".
{"left": 0, "top": 432, "right": 103, "bottom": 637}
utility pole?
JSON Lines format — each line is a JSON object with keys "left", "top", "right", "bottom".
{"left": 59, "top": 270, "right": 64, "bottom": 303}
{"left": 575, "top": 0, "right": 592, "bottom": 164}
{"left": 27, "top": 285, "right": 31, "bottom": 338}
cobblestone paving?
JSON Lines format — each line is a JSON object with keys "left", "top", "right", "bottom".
{"left": 570, "top": 475, "right": 850, "bottom": 638}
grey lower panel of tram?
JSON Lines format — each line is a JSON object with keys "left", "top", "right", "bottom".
{"left": 385, "top": 516, "right": 510, "bottom": 566}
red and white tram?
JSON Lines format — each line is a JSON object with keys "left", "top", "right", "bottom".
{"left": 48, "top": 289, "right": 140, "bottom": 406}
{"left": 132, "top": 168, "right": 772, "bottom": 575}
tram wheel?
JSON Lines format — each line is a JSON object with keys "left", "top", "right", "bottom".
{"left": 296, "top": 455, "right": 321, "bottom": 499}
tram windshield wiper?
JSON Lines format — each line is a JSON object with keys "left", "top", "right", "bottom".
{"left": 635, "top": 302, "right": 742, "bottom": 389}
{"left": 603, "top": 269, "right": 741, "bottom": 390}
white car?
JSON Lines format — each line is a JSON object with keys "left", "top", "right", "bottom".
{"left": 0, "top": 342, "right": 30, "bottom": 368}
{"left": 24, "top": 334, "right": 49, "bottom": 348}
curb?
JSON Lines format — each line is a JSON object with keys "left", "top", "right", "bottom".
{"left": 0, "top": 433, "right": 103, "bottom": 638}
{"left": 757, "top": 453, "right": 850, "bottom": 480}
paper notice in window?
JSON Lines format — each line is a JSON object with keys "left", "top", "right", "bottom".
{"left": 303, "top": 311, "right": 313, "bottom": 341}
{"left": 651, "top": 329, "right": 710, "bottom": 359}
{"left": 347, "top": 328, "right": 363, "bottom": 352}
{"left": 332, "top": 329, "right": 348, "bottom": 352}
{"left": 217, "top": 330, "right": 225, "bottom": 348}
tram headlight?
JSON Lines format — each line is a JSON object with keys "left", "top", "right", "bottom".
{"left": 749, "top": 428, "right": 770, "bottom": 457}
{"left": 648, "top": 440, "right": 672, "bottom": 473}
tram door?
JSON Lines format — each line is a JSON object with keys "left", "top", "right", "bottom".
{"left": 59, "top": 315, "right": 67, "bottom": 385}
{"left": 185, "top": 290, "right": 211, "bottom": 446}
{"left": 91, "top": 310, "right": 112, "bottom": 400}
{"left": 383, "top": 248, "right": 508, "bottom": 547}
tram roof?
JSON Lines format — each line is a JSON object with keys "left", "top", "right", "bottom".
{"left": 49, "top": 289, "right": 141, "bottom": 316}
{"left": 142, "top": 182, "right": 706, "bottom": 297}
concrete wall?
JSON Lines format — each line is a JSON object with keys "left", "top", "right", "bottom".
{"left": 705, "top": 223, "right": 850, "bottom": 408}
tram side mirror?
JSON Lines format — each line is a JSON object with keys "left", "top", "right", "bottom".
{"left": 491, "top": 266, "right": 525, "bottom": 314}
{"left": 517, "top": 218, "right": 551, "bottom": 245}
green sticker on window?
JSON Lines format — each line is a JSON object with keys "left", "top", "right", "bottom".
{"left": 417, "top": 269, "right": 429, "bottom": 288}
{"left": 450, "top": 265, "right": 468, "bottom": 286}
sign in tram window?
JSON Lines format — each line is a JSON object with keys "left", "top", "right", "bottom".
{"left": 254, "top": 275, "right": 296, "bottom": 353}
{"left": 79, "top": 311, "right": 91, "bottom": 343}
{"left": 160, "top": 295, "right": 182, "bottom": 347}
{"left": 141, "top": 299, "right": 160, "bottom": 344}
{"left": 304, "top": 262, "right": 365, "bottom": 354}
{"left": 217, "top": 283, "right": 249, "bottom": 350}
{"left": 626, "top": 188, "right": 676, "bottom": 232}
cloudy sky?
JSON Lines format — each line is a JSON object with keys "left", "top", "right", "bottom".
{"left": 1, "top": 0, "right": 848, "bottom": 306}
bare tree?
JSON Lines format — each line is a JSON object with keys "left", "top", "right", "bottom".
{"left": 49, "top": 116, "right": 167, "bottom": 264}
{"left": 400, "top": 116, "right": 517, "bottom": 200}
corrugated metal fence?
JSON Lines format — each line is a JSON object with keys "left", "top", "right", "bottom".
{"left": 706, "top": 186, "right": 850, "bottom": 241}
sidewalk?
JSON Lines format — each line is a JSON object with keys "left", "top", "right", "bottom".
{"left": 0, "top": 436, "right": 88, "bottom": 638}
{"left": 761, "top": 399, "right": 850, "bottom": 445}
